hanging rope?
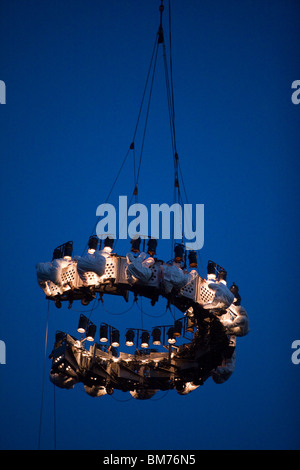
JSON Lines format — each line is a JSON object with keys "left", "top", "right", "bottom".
{"left": 82, "top": 0, "right": 204, "bottom": 272}
{"left": 37, "top": 300, "right": 50, "bottom": 450}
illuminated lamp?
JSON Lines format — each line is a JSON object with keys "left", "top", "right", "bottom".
{"left": 141, "top": 331, "right": 150, "bottom": 348}
{"left": 207, "top": 260, "right": 216, "bottom": 281}
{"left": 111, "top": 329, "right": 120, "bottom": 348}
{"left": 174, "top": 243, "right": 184, "bottom": 262}
{"left": 104, "top": 236, "right": 114, "bottom": 249}
{"left": 130, "top": 237, "right": 141, "bottom": 253}
{"left": 186, "top": 317, "right": 194, "bottom": 333}
{"left": 167, "top": 327, "right": 176, "bottom": 344}
{"left": 152, "top": 328, "right": 161, "bottom": 346}
{"left": 174, "top": 320, "right": 182, "bottom": 337}
{"left": 86, "top": 323, "right": 96, "bottom": 342}
{"left": 63, "top": 242, "right": 73, "bottom": 260}
{"left": 188, "top": 250, "right": 198, "bottom": 268}
{"left": 77, "top": 314, "right": 89, "bottom": 334}
{"left": 125, "top": 329, "right": 135, "bottom": 347}
{"left": 88, "top": 235, "right": 98, "bottom": 254}
{"left": 99, "top": 324, "right": 109, "bottom": 343}
{"left": 147, "top": 238, "right": 157, "bottom": 256}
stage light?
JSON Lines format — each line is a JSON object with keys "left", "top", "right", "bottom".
{"left": 230, "top": 283, "right": 241, "bottom": 305}
{"left": 104, "top": 236, "right": 114, "bottom": 249}
{"left": 186, "top": 317, "right": 194, "bottom": 333}
{"left": 167, "top": 327, "right": 176, "bottom": 344}
{"left": 218, "top": 269, "right": 227, "bottom": 285}
{"left": 188, "top": 250, "right": 198, "bottom": 268}
{"left": 174, "top": 243, "right": 184, "bottom": 262}
{"left": 125, "top": 329, "right": 135, "bottom": 347}
{"left": 99, "top": 324, "right": 109, "bottom": 343}
{"left": 77, "top": 314, "right": 89, "bottom": 334}
{"left": 86, "top": 323, "right": 96, "bottom": 342}
{"left": 52, "top": 247, "right": 62, "bottom": 260}
{"left": 88, "top": 235, "right": 98, "bottom": 254}
{"left": 141, "top": 331, "right": 150, "bottom": 348}
{"left": 152, "top": 328, "right": 161, "bottom": 345}
{"left": 174, "top": 320, "right": 182, "bottom": 337}
{"left": 147, "top": 238, "right": 157, "bottom": 256}
{"left": 63, "top": 242, "right": 73, "bottom": 260}
{"left": 130, "top": 237, "right": 141, "bottom": 253}
{"left": 207, "top": 260, "right": 216, "bottom": 281}
{"left": 111, "top": 329, "right": 120, "bottom": 348}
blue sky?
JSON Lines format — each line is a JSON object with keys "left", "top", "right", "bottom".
{"left": 0, "top": 0, "right": 299, "bottom": 450}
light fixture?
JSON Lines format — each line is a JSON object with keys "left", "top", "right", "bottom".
{"left": 86, "top": 323, "right": 96, "bottom": 342}
{"left": 174, "top": 320, "right": 182, "bottom": 337}
{"left": 141, "top": 331, "right": 150, "bottom": 348}
{"left": 152, "top": 328, "right": 161, "bottom": 345}
{"left": 147, "top": 238, "right": 157, "bottom": 256}
{"left": 186, "top": 317, "right": 194, "bottom": 333}
{"left": 52, "top": 247, "right": 62, "bottom": 260}
{"left": 63, "top": 241, "right": 73, "bottom": 260}
{"left": 125, "top": 329, "right": 135, "bottom": 347}
{"left": 104, "top": 236, "right": 114, "bottom": 249}
{"left": 77, "top": 314, "right": 89, "bottom": 334}
{"left": 99, "top": 323, "right": 109, "bottom": 343}
{"left": 130, "top": 237, "right": 141, "bottom": 253}
{"left": 167, "top": 327, "right": 176, "bottom": 344}
{"left": 88, "top": 235, "right": 98, "bottom": 254}
{"left": 230, "top": 283, "right": 241, "bottom": 305}
{"left": 55, "top": 331, "right": 65, "bottom": 343}
{"left": 111, "top": 329, "right": 120, "bottom": 348}
{"left": 207, "top": 260, "right": 216, "bottom": 281}
{"left": 218, "top": 269, "right": 227, "bottom": 284}
{"left": 174, "top": 243, "right": 184, "bottom": 262}
{"left": 188, "top": 250, "right": 197, "bottom": 268}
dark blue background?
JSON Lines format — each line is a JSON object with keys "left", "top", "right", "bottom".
{"left": 0, "top": 0, "right": 299, "bottom": 450}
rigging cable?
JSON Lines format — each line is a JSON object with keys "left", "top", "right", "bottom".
{"left": 37, "top": 300, "right": 50, "bottom": 450}
{"left": 83, "top": 33, "right": 160, "bottom": 252}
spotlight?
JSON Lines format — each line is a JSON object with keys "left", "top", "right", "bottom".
{"left": 55, "top": 331, "right": 65, "bottom": 344}
{"left": 63, "top": 242, "right": 73, "bottom": 260}
{"left": 125, "top": 329, "right": 135, "bottom": 347}
{"left": 99, "top": 323, "right": 109, "bottom": 343}
{"left": 104, "top": 236, "right": 114, "bottom": 249}
{"left": 207, "top": 260, "right": 216, "bottom": 281}
{"left": 186, "top": 317, "right": 194, "bottom": 333}
{"left": 77, "top": 314, "right": 89, "bottom": 334}
{"left": 218, "top": 269, "right": 227, "bottom": 284}
{"left": 174, "top": 320, "right": 182, "bottom": 337}
{"left": 88, "top": 235, "right": 98, "bottom": 254}
{"left": 230, "top": 283, "right": 241, "bottom": 305}
{"left": 111, "top": 329, "right": 120, "bottom": 348}
{"left": 174, "top": 243, "right": 184, "bottom": 262}
{"left": 141, "top": 331, "right": 150, "bottom": 348}
{"left": 152, "top": 328, "right": 161, "bottom": 346}
{"left": 147, "top": 238, "right": 157, "bottom": 256}
{"left": 167, "top": 327, "right": 176, "bottom": 344}
{"left": 52, "top": 247, "right": 62, "bottom": 260}
{"left": 86, "top": 323, "right": 96, "bottom": 342}
{"left": 130, "top": 237, "right": 141, "bottom": 253}
{"left": 188, "top": 250, "right": 198, "bottom": 268}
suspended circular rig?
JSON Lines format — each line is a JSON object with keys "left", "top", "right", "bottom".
{"left": 36, "top": 1, "right": 249, "bottom": 399}
{"left": 38, "top": 237, "right": 249, "bottom": 399}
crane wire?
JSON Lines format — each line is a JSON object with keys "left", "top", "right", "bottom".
{"left": 83, "top": 34, "right": 160, "bottom": 253}
{"left": 37, "top": 300, "right": 50, "bottom": 450}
